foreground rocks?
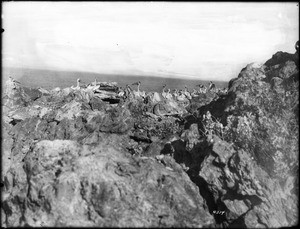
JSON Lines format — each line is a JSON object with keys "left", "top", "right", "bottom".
{"left": 194, "top": 135, "right": 297, "bottom": 227}
{"left": 3, "top": 139, "right": 213, "bottom": 227}
{"left": 2, "top": 77, "right": 215, "bottom": 227}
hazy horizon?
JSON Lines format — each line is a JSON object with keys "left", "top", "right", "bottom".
{"left": 2, "top": 66, "right": 228, "bottom": 93}
{"left": 2, "top": 2, "right": 299, "bottom": 81}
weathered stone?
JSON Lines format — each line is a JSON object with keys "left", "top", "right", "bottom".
{"left": 2, "top": 140, "right": 215, "bottom": 227}
{"left": 2, "top": 46, "right": 298, "bottom": 228}
{"left": 195, "top": 136, "right": 298, "bottom": 227}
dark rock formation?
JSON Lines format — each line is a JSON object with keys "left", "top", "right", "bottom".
{"left": 195, "top": 135, "right": 298, "bottom": 228}
{"left": 160, "top": 49, "right": 298, "bottom": 227}
{"left": 3, "top": 139, "right": 214, "bottom": 227}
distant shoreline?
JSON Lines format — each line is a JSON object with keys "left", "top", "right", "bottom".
{"left": 2, "top": 66, "right": 229, "bottom": 81}
{"left": 2, "top": 66, "right": 229, "bottom": 92}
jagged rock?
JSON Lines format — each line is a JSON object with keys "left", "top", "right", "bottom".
{"left": 196, "top": 135, "right": 298, "bottom": 227}
{"left": 22, "top": 87, "right": 43, "bottom": 101}
{"left": 38, "top": 87, "right": 50, "bottom": 95}
{"left": 2, "top": 122, "right": 14, "bottom": 180}
{"left": 3, "top": 46, "right": 298, "bottom": 228}
{"left": 3, "top": 77, "right": 30, "bottom": 107}
{"left": 51, "top": 87, "right": 61, "bottom": 93}
{"left": 264, "top": 51, "right": 299, "bottom": 68}
{"left": 161, "top": 137, "right": 193, "bottom": 169}
{"left": 130, "top": 129, "right": 151, "bottom": 143}
{"left": 144, "top": 141, "right": 165, "bottom": 157}
{"left": 270, "top": 76, "right": 283, "bottom": 89}
{"left": 229, "top": 63, "right": 267, "bottom": 93}
{"left": 89, "top": 96, "right": 106, "bottom": 110}
{"left": 153, "top": 100, "right": 187, "bottom": 117}
{"left": 180, "top": 123, "right": 201, "bottom": 151}
{"left": 187, "top": 93, "right": 216, "bottom": 114}
{"left": 55, "top": 100, "right": 85, "bottom": 121}
{"left": 265, "top": 60, "right": 298, "bottom": 84}
{"left": 2, "top": 140, "right": 215, "bottom": 227}
{"left": 98, "top": 107, "right": 133, "bottom": 133}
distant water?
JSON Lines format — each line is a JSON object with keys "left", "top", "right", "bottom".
{"left": 2, "top": 67, "right": 228, "bottom": 93}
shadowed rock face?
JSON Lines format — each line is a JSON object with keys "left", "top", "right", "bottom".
{"left": 164, "top": 125, "right": 298, "bottom": 228}
{"left": 157, "top": 50, "right": 298, "bottom": 227}
{"left": 196, "top": 136, "right": 298, "bottom": 228}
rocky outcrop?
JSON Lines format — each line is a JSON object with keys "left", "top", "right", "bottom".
{"left": 2, "top": 46, "right": 298, "bottom": 228}
{"left": 193, "top": 135, "right": 298, "bottom": 228}
{"left": 3, "top": 139, "right": 214, "bottom": 227}
{"left": 161, "top": 49, "right": 299, "bottom": 228}
{"left": 153, "top": 100, "right": 187, "bottom": 117}
{"left": 162, "top": 127, "right": 298, "bottom": 227}
{"left": 199, "top": 51, "right": 299, "bottom": 125}
{"left": 2, "top": 77, "right": 210, "bottom": 227}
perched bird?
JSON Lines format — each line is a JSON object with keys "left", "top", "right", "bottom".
{"left": 132, "top": 81, "right": 141, "bottom": 93}
{"left": 161, "top": 84, "right": 167, "bottom": 98}
{"left": 87, "top": 79, "right": 100, "bottom": 90}
{"left": 71, "top": 78, "right": 81, "bottom": 90}
{"left": 9, "top": 76, "right": 21, "bottom": 84}
{"left": 7, "top": 76, "right": 21, "bottom": 90}
{"left": 165, "top": 88, "right": 173, "bottom": 100}
{"left": 191, "top": 89, "right": 199, "bottom": 97}
{"left": 176, "top": 90, "right": 186, "bottom": 101}
{"left": 208, "top": 81, "right": 216, "bottom": 92}
{"left": 184, "top": 86, "right": 192, "bottom": 99}
{"left": 132, "top": 81, "right": 145, "bottom": 98}
{"left": 125, "top": 84, "right": 134, "bottom": 99}
{"left": 172, "top": 89, "right": 179, "bottom": 98}
{"left": 196, "top": 84, "right": 204, "bottom": 93}
{"left": 118, "top": 86, "right": 125, "bottom": 97}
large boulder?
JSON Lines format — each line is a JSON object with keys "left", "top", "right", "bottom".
{"left": 190, "top": 135, "right": 298, "bottom": 228}
{"left": 153, "top": 100, "right": 187, "bottom": 117}
{"left": 2, "top": 139, "right": 215, "bottom": 227}
{"left": 264, "top": 51, "right": 299, "bottom": 68}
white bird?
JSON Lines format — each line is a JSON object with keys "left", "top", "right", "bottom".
{"left": 172, "top": 89, "right": 179, "bottom": 99}
{"left": 184, "top": 86, "right": 192, "bottom": 100}
{"left": 71, "top": 78, "right": 81, "bottom": 90}
{"left": 161, "top": 84, "right": 167, "bottom": 99}
{"left": 125, "top": 84, "right": 134, "bottom": 99}
{"left": 151, "top": 92, "right": 163, "bottom": 103}
{"left": 9, "top": 76, "right": 21, "bottom": 85}
{"left": 118, "top": 86, "right": 125, "bottom": 97}
{"left": 176, "top": 90, "right": 186, "bottom": 101}
{"left": 191, "top": 89, "right": 199, "bottom": 97}
{"left": 132, "top": 81, "right": 145, "bottom": 98}
{"left": 87, "top": 79, "right": 100, "bottom": 91}
{"left": 165, "top": 88, "right": 173, "bottom": 100}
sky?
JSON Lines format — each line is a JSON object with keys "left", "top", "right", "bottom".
{"left": 2, "top": 2, "right": 299, "bottom": 81}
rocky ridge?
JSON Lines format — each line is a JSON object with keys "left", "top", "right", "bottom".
{"left": 1, "top": 47, "right": 299, "bottom": 227}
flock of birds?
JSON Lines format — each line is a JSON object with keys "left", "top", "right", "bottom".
{"left": 67, "top": 77, "right": 228, "bottom": 104}
{"left": 7, "top": 75, "right": 228, "bottom": 103}
{"left": 118, "top": 80, "right": 228, "bottom": 103}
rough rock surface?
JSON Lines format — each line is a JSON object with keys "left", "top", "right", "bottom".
{"left": 194, "top": 135, "right": 298, "bottom": 227}
{"left": 159, "top": 49, "right": 298, "bottom": 227}
{"left": 3, "top": 139, "right": 214, "bottom": 227}
{"left": 2, "top": 78, "right": 214, "bottom": 227}
{"left": 2, "top": 47, "right": 299, "bottom": 228}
